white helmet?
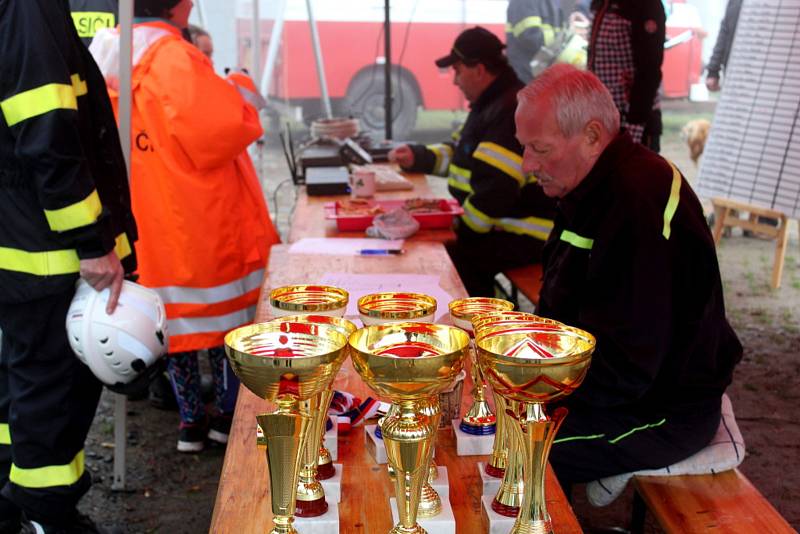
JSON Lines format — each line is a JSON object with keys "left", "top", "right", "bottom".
{"left": 66, "top": 279, "right": 168, "bottom": 390}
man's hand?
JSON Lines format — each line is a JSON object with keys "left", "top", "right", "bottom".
{"left": 388, "top": 144, "right": 415, "bottom": 168}
{"left": 80, "top": 251, "right": 124, "bottom": 314}
{"left": 706, "top": 76, "right": 720, "bottom": 92}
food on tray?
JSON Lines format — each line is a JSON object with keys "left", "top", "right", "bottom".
{"left": 403, "top": 198, "right": 443, "bottom": 213}
{"left": 337, "top": 199, "right": 385, "bottom": 216}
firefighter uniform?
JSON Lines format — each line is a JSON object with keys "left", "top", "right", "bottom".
{"left": 538, "top": 133, "right": 742, "bottom": 487}
{"left": 506, "top": 0, "right": 564, "bottom": 84}
{"left": 68, "top": 0, "right": 118, "bottom": 47}
{"left": 0, "top": 0, "right": 136, "bottom": 525}
{"left": 401, "top": 66, "right": 556, "bottom": 297}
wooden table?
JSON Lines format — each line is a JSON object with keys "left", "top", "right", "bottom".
{"left": 210, "top": 243, "right": 582, "bottom": 533}
{"left": 288, "top": 172, "right": 456, "bottom": 243}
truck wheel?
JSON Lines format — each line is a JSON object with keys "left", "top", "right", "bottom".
{"left": 344, "top": 69, "right": 419, "bottom": 141}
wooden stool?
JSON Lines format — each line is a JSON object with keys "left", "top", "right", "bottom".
{"left": 710, "top": 197, "right": 790, "bottom": 288}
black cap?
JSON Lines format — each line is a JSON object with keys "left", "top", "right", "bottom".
{"left": 435, "top": 26, "right": 506, "bottom": 68}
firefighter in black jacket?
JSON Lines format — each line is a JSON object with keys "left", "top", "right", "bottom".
{"left": 506, "top": 0, "right": 563, "bottom": 84}
{"left": 389, "top": 27, "right": 556, "bottom": 297}
{"left": 515, "top": 65, "right": 742, "bottom": 490}
{"left": 588, "top": 0, "right": 665, "bottom": 152}
{"left": 0, "top": 0, "right": 137, "bottom": 531}
{"left": 68, "top": 0, "right": 118, "bottom": 47}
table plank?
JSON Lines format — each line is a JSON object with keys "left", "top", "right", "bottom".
{"left": 210, "top": 243, "right": 582, "bottom": 533}
{"left": 288, "top": 172, "right": 455, "bottom": 243}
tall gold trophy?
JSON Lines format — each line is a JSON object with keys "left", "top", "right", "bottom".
{"left": 476, "top": 322, "right": 595, "bottom": 534}
{"left": 224, "top": 321, "right": 349, "bottom": 534}
{"left": 448, "top": 297, "right": 514, "bottom": 436}
{"left": 349, "top": 322, "right": 469, "bottom": 534}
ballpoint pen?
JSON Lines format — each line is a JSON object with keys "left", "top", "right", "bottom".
{"left": 358, "top": 249, "right": 405, "bottom": 256}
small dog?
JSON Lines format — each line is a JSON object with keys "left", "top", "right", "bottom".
{"left": 681, "top": 119, "right": 711, "bottom": 165}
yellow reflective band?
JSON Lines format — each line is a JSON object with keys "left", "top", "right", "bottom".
{"left": 1, "top": 83, "right": 78, "bottom": 127}
{"left": 451, "top": 122, "right": 464, "bottom": 142}
{"left": 560, "top": 229, "right": 594, "bottom": 250}
{"left": 426, "top": 143, "right": 453, "bottom": 176}
{"left": 473, "top": 142, "right": 525, "bottom": 185}
{"left": 44, "top": 189, "right": 102, "bottom": 232}
{"left": 114, "top": 232, "right": 132, "bottom": 261}
{"left": 71, "top": 11, "right": 115, "bottom": 38}
{"left": 461, "top": 199, "right": 494, "bottom": 233}
{"left": 71, "top": 74, "right": 88, "bottom": 97}
{"left": 608, "top": 418, "right": 667, "bottom": 444}
{"left": 497, "top": 216, "right": 554, "bottom": 241}
{"left": 0, "top": 423, "right": 10, "bottom": 445}
{"left": 10, "top": 449, "right": 85, "bottom": 489}
{"left": 448, "top": 164, "right": 473, "bottom": 194}
{"left": 662, "top": 163, "right": 682, "bottom": 240}
{"left": 0, "top": 247, "right": 80, "bottom": 276}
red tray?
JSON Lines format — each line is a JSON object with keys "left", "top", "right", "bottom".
{"left": 324, "top": 198, "right": 463, "bottom": 232}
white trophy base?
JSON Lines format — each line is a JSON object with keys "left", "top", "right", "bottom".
{"left": 323, "top": 418, "right": 338, "bottom": 461}
{"left": 293, "top": 501, "right": 339, "bottom": 533}
{"left": 429, "top": 465, "right": 449, "bottom": 496}
{"left": 480, "top": 494, "right": 517, "bottom": 534}
{"left": 389, "top": 495, "right": 456, "bottom": 534}
{"left": 319, "top": 463, "right": 342, "bottom": 503}
{"left": 451, "top": 420, "right": 495, "bottom": 456}
{"left": 477, "top": 461, "right": 502, "bottom": 496}
{"left": 364, "top": 424, "right": 388, "bottom": 464}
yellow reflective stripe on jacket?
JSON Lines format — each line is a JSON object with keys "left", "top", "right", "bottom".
{"left": 461, "top": 199, "right": 494, "bottom": 233}
{"left": 507, "top": 16, "right": 556, "bottom": 45}
{"left": 496, "top": 216, "right": 553, "bottom": 241}
{"left": 1, "top": 74, "right": 87, "bottom": 127}
{"left": 44, "top": 189, "right": 102, "bottom": 232}
{"left": 472, "top": 142, "right": 525, "bottom": 185}
{"left": 0, "top": 423, "right": 10, "bottom": 445}
{"left": 0, "top": 233, "right": 131, "bottom": 276}
{"left": 10, "top": 450, "right": 84, "bottom": 488}
{"left": 448, "top": 164, "right": 472, "bottom": 194}
{"left": 560, "top": 229, "right": 594, "bottom": 250}
{"left": 71, "top": 11, "right": 115, "bottom": 38}
{"left": 70, "top": 74, "right": 88, "bottom": 97}
{"left": 426, "top": 143, "right": 454, "bottom": 176}
{"left": 662, "top": 162, "right": 682, "bottom": 240}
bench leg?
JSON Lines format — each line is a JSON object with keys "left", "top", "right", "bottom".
{"left": 630, "top": 490, "right": 647, "bottom": 534}
{"left": 771, "top": 215, "right": 789, "bottom": 289}
{"left": 712, "top": 204, "right": 729, "bottom": 245}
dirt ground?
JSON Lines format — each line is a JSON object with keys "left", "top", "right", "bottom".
{"left": 77, "top": 100, "right": 800, "bottom": 533}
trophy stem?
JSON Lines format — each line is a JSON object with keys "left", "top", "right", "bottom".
{"left": 485, "top": 391, "right": 508, "bottom": 478}
{"left": 492, "top": 399, "right": 525, "bottom": 517}
{"left": 417, "top": 397, "right": 443, "bottom": 518}
{"left": 460, "top": 342, "right": 496, "bottom": 435}
{"left": 295, "top": 393, "right": 328, "bottom": 517}
{"left": 315, "top": 388, "right": 336, "bottom": 480}
{"left": 382, "top": 399, "right": 437, "bottom": 534}
{"left": 256, "top": 397, "right": 311, "bottom": 534}
{"left": 510, "top": 403, "right": 567, "bottom": 534}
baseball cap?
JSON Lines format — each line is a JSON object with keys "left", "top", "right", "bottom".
{"left": 435, "top": 26, "right": 506, "bottom": 68}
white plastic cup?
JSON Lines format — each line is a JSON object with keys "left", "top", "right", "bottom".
{"left": 350, "top": 168, "right": 376, "bottom": 198}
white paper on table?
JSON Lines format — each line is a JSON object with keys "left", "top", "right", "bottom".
{"left": 288, "top": 237, "right": 405, "bottom": 256}
{"left": 319, "top": 272, "right": 454, "bottom": 323}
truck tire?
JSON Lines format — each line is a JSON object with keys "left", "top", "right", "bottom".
{"left": 344, "top": 68, "right": 419, "bottom": 141}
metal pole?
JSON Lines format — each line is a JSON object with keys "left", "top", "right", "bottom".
{"left": 384, "top": 0, "right": 392, "bottom": 140}
{"left": 112, "top": 0, "right": 133, "bottom": 493}
{"left": 195, "top": 0, "right": 207, "bottom": 28}
{"left": 260, "top": 0, "right": 288, "bottom": 98}
{"left": 305, "top": 0, "right": 333, "bottom": 118}
{"left": 252, "top": 0, "right": 261, "bottom": 84}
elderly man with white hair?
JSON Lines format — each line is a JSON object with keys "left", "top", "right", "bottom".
{"left": 514, "top": 64, "right": 743, "bottom": 493}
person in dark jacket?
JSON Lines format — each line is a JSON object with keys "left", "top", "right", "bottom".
{"left": 515, "top": 64, "right": 742, "bottom": 491}
{"left": 0, "top": 0, "right": 137, "bottom": 531}
{"left": 705, "top": 0, "right": 743, "bottom": 92}
{"left": 68, "top": 0, "right": 118, "bottom": 47}
{"left": 389, "top": 27, "right": 556, "bottom": 297}
{"left": 588, "top": 0, "right": 665, "bottom": 152}
{"left": 506, "top": 0, "right": 564, "bottom": 84}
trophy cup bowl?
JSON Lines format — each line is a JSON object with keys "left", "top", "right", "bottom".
{"left": 357, "top": 292, "right": 437, "bottom": 326}
{"left": 265, "top": 314, "right": 357, "bottom": 512}
{"left": 350, "top": 322, "right": 469, "bottom": 534}
{"left": 449, "top": 297, "right": 514, "bottom": 436}
{"left": 224, "top": 321, "right": 349, "bottom": 534}
{"left": 270, "top": 285, "right": 349, "bottom": 318}
{"left": 476, "top": 322, "right": 595, "bottom": 534}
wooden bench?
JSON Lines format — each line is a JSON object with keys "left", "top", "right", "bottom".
{"left": 631, "top": 469, "right": 794, "bottom": 533}
{"left": 495, "top": 263, "right": 543, "bottom": 308}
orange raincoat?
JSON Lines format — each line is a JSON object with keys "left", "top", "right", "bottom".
{"left": 90, "top": 22, "right": 279, "bottom": 352}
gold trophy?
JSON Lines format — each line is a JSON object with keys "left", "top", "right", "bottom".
{"left": 266, "top": 314, "right": 357, "bottom": 515}
{"left": 449, "top": 297, "right": 514, "bottom": 436}
{"left": 476, "top": 322, "right": 595, "bottom": 534}
{"left": 224, "top": 321, "right": 349, "bottom": 534}
{"left": 268, "top": 286, "right": 349, "bottom": 482}
{"left": 350, "top": 322, "right": 468, "bottom": 534}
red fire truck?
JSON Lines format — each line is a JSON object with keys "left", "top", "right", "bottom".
{"left": 237, "top": 0, "right": 704, "bottom": 139}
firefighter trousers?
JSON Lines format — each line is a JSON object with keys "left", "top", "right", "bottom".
{"left": 0, "top": 288, "right": 102, "bottom": 524}
{"left": 548, "top": 399, "right": 721, "bottom": 497}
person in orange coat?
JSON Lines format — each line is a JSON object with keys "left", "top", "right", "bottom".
{"left": 90, "top": 0, "right": 280, "bottom": 452}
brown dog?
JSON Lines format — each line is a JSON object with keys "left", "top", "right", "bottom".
{"left": 682, "top": 119, "right": 711, "bottom": 165}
